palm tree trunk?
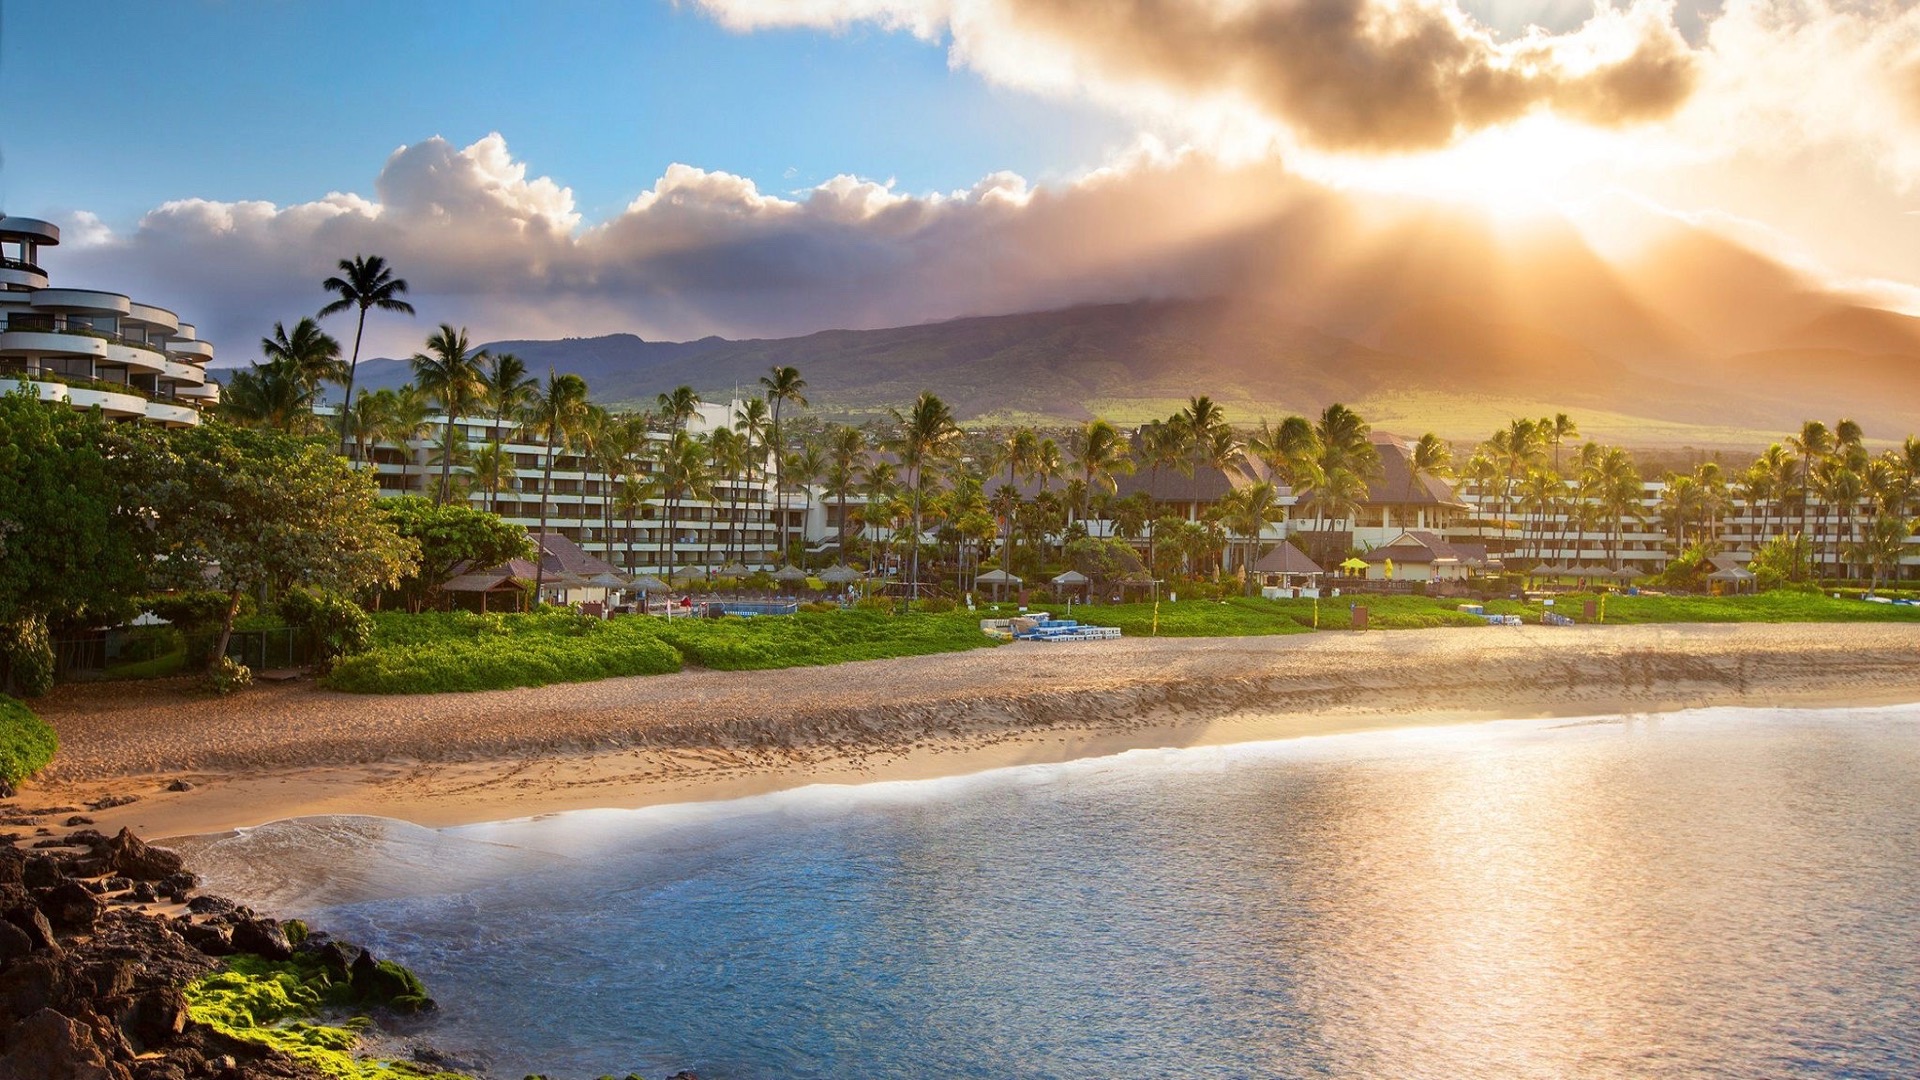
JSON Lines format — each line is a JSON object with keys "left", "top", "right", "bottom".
{"left": 534, "top": 435, "right": 555, "bottom": 603}
{"left": 337, "top": 306, "right": 367, "bottom": 460}
{"left": 909, "top": 476, "right": 923, "bottom": 609}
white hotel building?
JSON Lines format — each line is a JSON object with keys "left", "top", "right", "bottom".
{"left": 0, "top": 216, "right": 218, "bottom": 426}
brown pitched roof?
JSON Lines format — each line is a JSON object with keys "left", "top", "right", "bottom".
{"left": 1364, "top": 434, "right": 1467, "bottom": 509}
{"left": 1360, "top": 530, "right": 1465, "bottom": 564}
{"left": 1251, "top": 542, "right": 1324, "bottom": 575}
{"left": 527, "top": 532, "right": 620, "bottom": 578}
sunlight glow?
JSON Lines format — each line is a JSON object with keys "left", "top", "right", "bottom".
{"left": 1291, "top": 115, "right": 1636, "bottom": 219}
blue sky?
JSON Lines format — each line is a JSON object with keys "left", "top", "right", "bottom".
{"left": 6, "top": 0, "right": 1916, "bottom": 357}
{"left": 0, "top": 0, "right": 1129, "bottom": 228}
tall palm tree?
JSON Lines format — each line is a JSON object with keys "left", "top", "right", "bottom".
{"left": 994, "top": 427, "right": 1041, "bottom": 575}
{"left": 658, "top": 432, "right": 714, "bottom": 579}
{"left": 707, "top": 426, "right": 748, "bottom": 563}
{"left": 657, "top": 385, "right": 701, "bottom": 434}
{"left": 734, "top": 396, "right": 771, "bottom": 559}
{"left": 319, "top": 254, "right": 415, "bottom": 460}
{"left": 825, "top": 424, "right": 868, "bottom": 556}
{"left": 1789, "top": 421, "right": 1833, "bottom": 578}
{"left": 409, "top": 325, "right": 490, "bottom": 505}
{"left": 259, "top": 317, "right": 344, "bottom": 404}
{"left": 470, "top": 442, "right": 516, "bottom": 515}
{"left": 760, "top": 366, "right": 810, "bottom": 562}
{"left": 221, "top": 360, "right": 320, "bottom": 433}
{"left": 1406, "top": 432, "right": 1453, "bottom": 525}
{"left": 1220, "top": 480, "right": 1283, "bottom": 594}
{"left": 1587, "top": 446, "right": 1643, "bottom": 571}
{"left": 1141, "top": 418, "right": 1194, "bottom": 573}
{"left": 889, "top": 392, "right": 961, "bottom": 607}
{"left": 483, "top": 352, "right": 537, "bottom": 444}
{"left": 346, "top": 386, "right": 397, "bottom": 469}
{"left": 1071, "top": 418, "right": 1134, "bottom": 520}
{"left": 382, "top": 386, "right": 434, "bottom": 495}
{"left": 526, "top": 371, "right": 591, "bottom": 601}
{"left": 787, "top": 440, "right": 827, "bottom": 564}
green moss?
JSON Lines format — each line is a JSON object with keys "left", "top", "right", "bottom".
{"left": 0, "top": 694, "right": 58, "bottom": 788}
{"left": 184, "top": 954, "right": 465, "bottom": 1080}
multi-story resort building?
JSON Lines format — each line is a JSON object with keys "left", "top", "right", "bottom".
{"left": 0, "top": 216, "right": 217, "bottom": 427}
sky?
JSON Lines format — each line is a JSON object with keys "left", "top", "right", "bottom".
{"left": 6, "top": 0, "right": 1920, "bottom": 362}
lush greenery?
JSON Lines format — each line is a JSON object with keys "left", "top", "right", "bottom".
{"left": 377, "top": 496, "right": 531, "bottom": 612}
{"left": 325, "top": 609, "right": 683, "bottom": 693}
{"left": 148, "top": 424, "right": 417, "bottom": 673}
{"left": 652, "top": 607, "right": 998, "bottom": 670}
{"left": 0, "top": 391, "right": 158, "bottom": 694}
{"left": 0, "top": 694, "right": 57, "bottom": 791}
{"left": 184, "top": 953, "right": 458, "bottom": 1080}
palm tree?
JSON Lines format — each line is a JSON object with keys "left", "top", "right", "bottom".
{"left": 658, "top": 432, "right": 714, "bottom": 580}
{"left": 526, "top": 371, "right": 591, "bottom": 601}
{"left": 617, "top": 474, "right": 662, "bottom": 574}
{"left": 1851, "top": 514, "right": 1914, "bottom": 592}
{"left": 707, "top": 426, "right": 748, "bottom": 563}
{"left": 994, "top": 427, "right": 1041, "bottom": 575}
{"left": 221, "top": 360, "right": 320, "bottom": 433}
{"left": 825, "top": 424, "right": 868, "bottom": 556}
{"left": 733, "top": 395, "right": 771, "bottom": 559}
{"left": 787, "top": 440, "right": 828, "bottom": 564}
{"left": 1141, "top": 418, "right": 1193, "bottom": 573}
{"left": 1789, "top": 421, "right": 1833, "bottom": 578}
{"left": 760, "top": 366, "right": 810, "bottom": 562}
{"left": 1071, "top": 418, "right": 1134, "bottom": 525}
{"left": 319, "top": 254, "right": 415, "bottom": 460}
{"left": 1406, "top": 432, "right": 1453, "bottom": 525}
{"left": 409, "top": 325, "right": 490, "bottom": 505}
{"left": 482, "top": 352, "right": 537, "bottom": 444}
{"left": 1587, "top": 447, "right": 1643, "bottom": 571}
{"left": 657, "top": 385, "right": 701, "bottom": 434}
{"left": 889, "top": 392, "right": 961, "bottom": 607}
{"left": 1460, "top": 453, "right": 1499, "bottom": 542}
{"left": 1220, "top": 480, "right": 1283, "bottom": 594}
{"left": 382, "top": 386, "right": 434, "bottom": 495}
{"left": 346, "top": 386, "right": 397, "bottom": 468}
{"left": 470, "top": 442, "right": 516, "bottom": 515}
{"left": 259, "top": 317, "right": 344, "bottom": 404}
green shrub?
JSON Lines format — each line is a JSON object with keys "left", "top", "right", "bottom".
{"left": 0, "top": 615, "right": 54, "bottom": 698}
{"left": 325, "top": 610, "right": 682, "bottom": 693}
{"left": 141, "top": 590, "right": 239, "bottom": 630}
{"left": 210, "top": 656, "right": 253, "bottom": 695}
{"left": 0, "top": 694, "right": 57, "bottom": 792}
{"left": 279, "top": 587, "right": 373, "bottom": 669}
{"left": 653, "top": 608, "right": 997, "bottom": 670}
{"left": 919, "top": 597, "right": 958, "bottom": 614}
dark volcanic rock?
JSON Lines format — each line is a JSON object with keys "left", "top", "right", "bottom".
{"left": 22, "top": 856, "right": 62, "bottom": 890}
{"left": 85, "top": 795, "right": 140, "bottom": 812}
{"left": 183, "top": 896, "right": 232, "bottom": 917}
{"left": 163, "top": 781, "right": 193, "bottom": 793}
{"left": 0, "top": 1005, "right": 131, "bottom": 1080}
{"left": 104, "top": 831, "right": 183, "bottom": 883}
{"left": 64, "top": 817, "right": 95, "bottom": 828}
{"left": 228, "top": 920, "right": 291, "bottom": 962}
{"left": 39, "top": 882, "right": 105, "bottom": 933}
{"left": 177, "top": 923, "right": 233, "bottom": 958}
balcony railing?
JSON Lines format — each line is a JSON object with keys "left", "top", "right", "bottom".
{"left": 0, "top": 257, "right": 45, "bottom": 277}
{"left": 2, "top": 322, "right": 171, "bottom": 353}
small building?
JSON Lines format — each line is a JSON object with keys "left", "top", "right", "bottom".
{"left": 442, "top": 532, "right": 624, "bottom": 609}
{"left": 1358, "top": 530, "right": 1491, "bottom": 583}
{"left": 1252, "top": 543, "right": 1325, "bottom": 598}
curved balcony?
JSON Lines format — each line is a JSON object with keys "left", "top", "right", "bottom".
{"left": 144, "top": 401, "right": 201, "bottom": 427}
{"left": 126, "top": 302, "right": 181, "bottom": 334}
{"left": 0, "top": 260, "right": 48, "bottom": 289}
{"left": 162, "top": 359, "right": 204, "bottom": 384}
{"left": 166, "top": 339, "right": 215, "bottom": 362}
{"left": 0, "top": 330, "right": 108, "bottom": 359}
{"left": 104, "top": 342, "right": 167, "bottom": 374}
{"left": 28, "top": 289, "right": 131, "bottom": 316}
{"left": 64, "top": 386, "right": 147, "bottom": 418}
{"left": 174, "top": 382, "right": 221, "bottom": 403}
{"left": 0, "top": 377, "right": 68, "bottom": 403}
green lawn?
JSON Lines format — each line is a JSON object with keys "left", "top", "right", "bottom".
{"left": 322, "top": 590, "right": 1920, "bottom": 695}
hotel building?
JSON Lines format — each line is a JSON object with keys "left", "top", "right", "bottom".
{"left": 0, "top": 216, "right": 217, "bottom": 427}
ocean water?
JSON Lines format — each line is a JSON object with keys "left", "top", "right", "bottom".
{"left": 188, "top": 706, "right": 1920, "bottom": 1080}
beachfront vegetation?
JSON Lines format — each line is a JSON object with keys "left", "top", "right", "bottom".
{"left": 326, "top": 606, "right": 1001, "bottom": 692}
{"left": 379, "top": 496, "right": 532, "bottom": 613}
{"left": 325, "top": 609, "right": 683, "bottom": 692}
{"left": 0, "top": 694, "right": 57, "bottom": 793}
{"left": 653, "top": 607, "right": 997, "bottom": 669}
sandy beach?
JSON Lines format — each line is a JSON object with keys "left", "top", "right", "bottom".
{"left": 13, "top": 622, "right": 1920, "bottom": 841}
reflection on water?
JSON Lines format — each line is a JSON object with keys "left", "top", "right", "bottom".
{"left": 192, "top": 707, "right": 1920, "bottom": 1080}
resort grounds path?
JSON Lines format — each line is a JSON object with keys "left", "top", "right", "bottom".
{"left": 18, "top": 622, "right": 1920, "bottom": 839}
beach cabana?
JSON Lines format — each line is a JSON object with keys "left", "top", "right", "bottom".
{"left": 715, "top": 561, "right": 752, "bottom": 579}
{"left": 818, "top": 563, "right": 861, "bottom": 585}
{"left": 1708, "top": 564, "right": 1757, "bottom": 594}
{"left": 438, "top": 570, "right": 533, "bottom": 613}
{"left": 976, "top": 567, "right": 1022, "bottom": 602}
{"left": 1051, "top": 569, "right": 1091, "bottom": 601}
{"left": 1253, "top": 543, "right": 1325, "bottom": 598}
{"left": 771, "top": 565, "right": 810, "bottom": 586}
{"left": 628, "top": 573, "right": 671, "bottom": 593}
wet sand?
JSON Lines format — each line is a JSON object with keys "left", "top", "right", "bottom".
{"left": 17, "top": 623, "right": 1920, "bottom": 840}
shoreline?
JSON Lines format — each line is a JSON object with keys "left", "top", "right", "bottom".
{"left": 16, "top": 623, "right": 1920, "bottom": 841}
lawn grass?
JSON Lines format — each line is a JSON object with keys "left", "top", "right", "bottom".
{"left": 323, "top": 589, "right": 1920, "bottom": 695}
{"left": 652, "top": 608, "right": 999, "bottom": 670}
{"left": 325, "top": 609, "right": 683, "bottom": 693}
